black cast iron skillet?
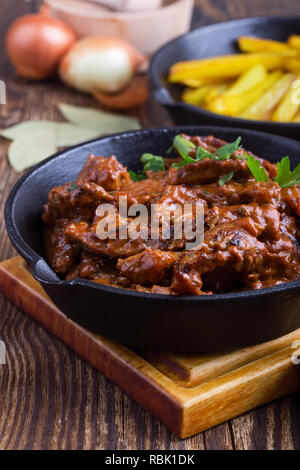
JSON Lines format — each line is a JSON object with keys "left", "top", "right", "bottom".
{"left": 5, "top": 126, "right": 300, "bottom": 353}
{"left": 150, "top": 16, "right": 300, "bottom": 141}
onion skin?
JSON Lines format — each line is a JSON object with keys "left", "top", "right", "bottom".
{"left": 6, "top": 14, "right": 77, "bottom": 80}
{"left": 60, "top": 36, "right": 145, "bottom": 94}
{"left": 93, "top": 75, "right": 149, "bottom": 110}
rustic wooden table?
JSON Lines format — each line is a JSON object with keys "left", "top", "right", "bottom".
{"left": 0, "top": 0, "right": 300, "bottom": 450}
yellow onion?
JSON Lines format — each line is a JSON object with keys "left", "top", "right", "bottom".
{"left": 60, "top": 36, "right": 145, "bottom": 94}
{"left": 6, "top": 14, "right": 76, "bottom": 80}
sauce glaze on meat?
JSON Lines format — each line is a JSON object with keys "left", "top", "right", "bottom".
{"left": 42, "top": 135, "right": 300, "bottom": 295}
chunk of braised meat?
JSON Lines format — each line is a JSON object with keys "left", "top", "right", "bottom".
{"left": 65, "top": 221, "right": 182, "bottom": 258}
{"left": 66, "top": 251, "right": 112, "bottom": 280}
{"left": 111, "top": 178, "right": 167, "bottom": 207}
{"left": 44, "top": 223, "right": 80, "bottom": 276}
{"left": 281, "top": 185, "right": 300, "bottom": 217}
{"left": 167, "top": 158, "right": 250, "bottom": 186}
{"left": 42, "top": 182, "right": 113, "bottom": 225}
{"left": 76, "top": 154, "right": 131, "bottom": 191}
{"left": 171, "top": 216, "right": 300, "bottom": 295}
{"left": 171, "top": 219, "right": 266, "bottom": 294}
{"left": 117, "top": 249, "right": 180, "bottom": 285}
{"left": 280, "top": 213, "right": 299, "bottom": 238}
{"left": 154, "top": 184, "right": 207, "bottom": 210}
{"left": 205, "top": 204, "right": 281, "bottom": 239}
{"left": 235, "top": 182, "right": 300, "bottom": 216}
{"left": 135, "top": 285, "right": 175, "bottom": 295}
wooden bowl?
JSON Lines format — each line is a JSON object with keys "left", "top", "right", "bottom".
{"left": 45, "top": 0, "right": 194, "bottom": 55}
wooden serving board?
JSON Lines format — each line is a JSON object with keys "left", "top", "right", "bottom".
{"left": 0, "top": 257, "right": 300, "bottom": 439}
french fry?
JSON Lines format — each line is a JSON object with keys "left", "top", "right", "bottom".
{"left": 293, "top": 111, "right": 300, "bottom": 122}
{"left": 202, "top": 84, "right": 229, "bottom": 105}
{"left": 223, "top": 64, "right": 267, "bottom": 96}
{"left": 178, "top": 77, "right": 232, "bottom": 87}
{"left": 288, "top": 35, "right": 300, "bottom": 51}
{"left": 207, "top": 70, "right": 281, "bottom": 116}
{"left": 285, "top": 57, "right": 300, "bottom": 74}
{"left": 182, "top": 86, "right": 211, "bottom": 105}
{"left": 181, "top": 78, "right": 206, "bottom": 88}
{"left": 240, "top": 73, "right": 296, "bottom": 120}
{"left": 272, "top": 76, "right": 300, "bottom": 122}
{"left": 168, "top": 53, "right": 287, "bottom": 83}
{"left": 182, "top": 84, "right": 228, "bottom": 106}
{"left": 238, "top": 36, "right": 297, "bottom": 55}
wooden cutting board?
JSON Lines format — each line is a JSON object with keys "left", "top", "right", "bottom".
{"left": 0, "top": 256, "right": 299, "bottom": 439}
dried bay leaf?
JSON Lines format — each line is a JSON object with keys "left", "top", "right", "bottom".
{"left": 56, "top": 123, "right": 103, "bottom": 146}
{"left": 1, "top": 121, "right": 104, "bottom": 148}
{"left": 1, "top": 121, "right": 56, "bottom": 140}
{"left": 8, "top": 128, "right": 57, "bottom": 172}
{"left": 58, "top": 103, "right": 141, "bottom": 133}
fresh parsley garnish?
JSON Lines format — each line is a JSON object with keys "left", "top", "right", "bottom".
{"left": 140, "top": 153, "right": 165, "bottom": 173}
{"left": 173, "top": 135, "right": 196, "bottom": 159}
{"left": 171, "top": 135, "right": 242, "bottom": 169}
{"left": 196, "top": 146, "right": 214, "bottom": 161}
{"left": 219, "top": 171, "right": 235, "bottom": 186}
{"left": 129, "top": 153, "right": 165, "bottom": 181}
{"left": 246, "top": 154, "right": 300, "bottom": 188}
{"left": 246, "top": 155, "right": 269, "bottom": 182}
{"left": 214, "top": 137, "right": 242, "bottom": 160}
{"left": 275, "top": 156, "right": 300, "bottom": 188}
{"left": 128, "top": 170, "right": 146, "bottom": 182}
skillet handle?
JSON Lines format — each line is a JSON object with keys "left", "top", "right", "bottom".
{"left": 31, "top": 257, "right": 60, "bottom": 284}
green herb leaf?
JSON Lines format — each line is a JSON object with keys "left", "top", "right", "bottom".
{"left": 214, "top": 137, "right": 242, "bottom": 160}
{"left": 171, "top": 135, "right": 243, "bottom": 169}
{"left": 128, "top": 170, "right": 146, "bottom": 182}
{"left": 275, "top": 156, "right": 300, "bottom": 188}
{"left": 140, "top": 153, "right": 165, "bottom": 173}
{"left": 196, "top": 146, "right": 214, "bottom": 161}
{"left": 247, "top": 155, "right": 269, "bottom": 182}
{"left": 173, "top": 135, "right": 196, "bottom": 159}
{"left": 219, "top": 171, "right": 234, "bottom": 186}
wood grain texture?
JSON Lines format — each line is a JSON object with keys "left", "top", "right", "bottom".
{"left": 1, "top": 257, "right": 299, "bottom": 440}
{"left": 0, "top": 0, "right": 300, "bottom": 450}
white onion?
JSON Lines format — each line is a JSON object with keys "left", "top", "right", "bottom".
{"left": 60, "top": 36, "right": 145, "bottom": 94}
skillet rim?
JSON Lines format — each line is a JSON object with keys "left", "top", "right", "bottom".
{"left": 149, "top": 15, "right": 300, "bottom": 130}
{"left": 5, "top": 124, "right": 300, "bottom": 302}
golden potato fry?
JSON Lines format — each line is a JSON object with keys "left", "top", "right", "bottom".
{"left": 240, "top": 73, "right": 296, "bottom": 120}
{"left": 293, "top": 111, "right": 300, "bottom": 122}
{"left": 288, "top": 35, "right": 300, "bottom": 51}
{"left": 225, "top": 64, "right": 267, "bottom": 95}
{"left": 168, "top": 53, "right": 287, "bottom": 83}
{"left": 285, "top": 57, "right": 300, "bottom": 74}
{"left": 207, "top": 70, "right": 282, "bottom": 116}
{"left": 238, "top": 36, "right": 297, "bottom": 55}
{"left": 202, "top": 84, "right": 229, "bottom": 105}
{"left": 182, "top": 86, "right": 211, "bottom": 105}
{"left": 179, "top": 77, "right": 232, "bottom": 87}
{"left": 272, "top": 76, "right": 300, "bottom": 122}
{"left": 182, "top": 84, "right": 228, "bottom": 106}
{"left": 181, "top": 79, "right": 205, "bottom": 88}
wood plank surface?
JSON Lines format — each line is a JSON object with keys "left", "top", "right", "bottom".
{"left": 0, "top": 257, "right": 299, "bottom": 440}
{"left": 0, "top": 0, "right": 300, "bottom": 450}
